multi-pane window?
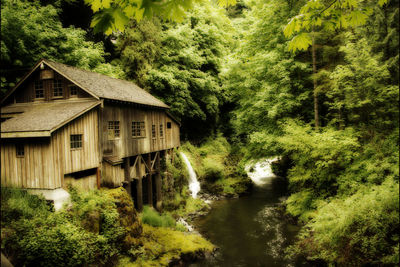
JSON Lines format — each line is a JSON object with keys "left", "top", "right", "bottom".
{"left": 132, "top": 121, "right": 145, "bottom": 137}
{"left": 152, "top": 125, "right": 156, "bottom": 139}
{"left": 34, "top": 81, "right": 44, "bottom": 99}
{"left": 159, "top": 124, "right": 164, "bottom": 138}
{"left": 70, "top": 134, "right": 82, "bottom": 149}
{"left": 69, "top": 85, "right": 78, "bottom": 96}
{"left": 53, "top": 79, "right": 63, "bottom": 97}
{"left": 16, "top": 144, "right": 24, "bottom": 157}
{"left": 108, "top": 121, "right": 120, "bottom": 140}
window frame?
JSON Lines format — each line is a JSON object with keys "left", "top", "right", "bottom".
{"left": 159, "top": 124, "right": 164, "bottom": 138}
{"left": 34, "top": 80, "right": 44, "bottom": 99}
{"left": 70, "top": 134, "right": 83, "bottom": 150}
{"left": 132, "top": 121, "right": 145, "bottom": 138}
{"left": 69, "top": 85, "right": 79, "bottom": 97}
{"left": 53, "top": 79, "right": 63, "bottom": 98}
{"left": 108, "top": 121, "right": 120, "bottom": 140}
{"left": 16, "top": 144, "right": 24, "bottom": 157}
{"left": 152, "top": 124, "right": 156, "bottom": 139}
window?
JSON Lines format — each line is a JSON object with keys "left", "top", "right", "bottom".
{"left": 69, "top": 85, "right": 78, "bottom": 96}
{"left": 34, "top": 81, "right": 44, "bottom": 99}
{"left": 70, "top": 134, "right": 82, "bottom": 149}
{"left": 132, "top": 121, "right": 145, "bottom": 137}
{"left": 16, "top": 144, "right": 24, "bottom": 157}
{"left": 167, "top": 122, "right": 172, "bottom": 129}
{"left": 152, "top": 125, "right": 156, "bottom": 139}
{"left": 159, "top": 124, "right": 164, "bottom": 138}
{"left": 108, "top": 121, "right": 120, "bottom": 139}
{"left": 53, "top": 79, "right": 63, "bottom": 97}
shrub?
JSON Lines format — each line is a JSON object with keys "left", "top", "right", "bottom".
{"left": 202, "top": 158, "right": 224, "bottom": 182}
{"left": 141, "top": 206, "right": 176, "bottom": 228}
{"left": 1, "top": 187, "right": 52, "bottom": 224}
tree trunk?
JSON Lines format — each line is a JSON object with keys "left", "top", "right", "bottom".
{"left": 312, "top": 27, "right": 319, "bottom": 129}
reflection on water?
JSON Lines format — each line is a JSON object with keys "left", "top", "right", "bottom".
{"left": 191, "top": 175, "right": 299, "bottom": 267}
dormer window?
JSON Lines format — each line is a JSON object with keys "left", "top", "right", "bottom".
{"left": 34, "top": 81, "right": 44, "bottom": 99}
{"left": 69, "top": 85, "right": 78, "bottom": 96}
{"left": 53, "top": 79, "right": 63, "bottom": 97}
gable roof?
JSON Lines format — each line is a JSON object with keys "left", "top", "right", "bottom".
{"left": 1, "top": 100, "right": 101, "bottom": 138}
{"left": 2, "top": 59, "right": 169, "bottom": 109}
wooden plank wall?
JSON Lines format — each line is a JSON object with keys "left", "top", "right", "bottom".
{"left": 102, "top": 162, "right": 124, "bottom": 187}
{"left": 1, "top": 108, "right": 99, "bottom": 189}
{"left": 64, "top": 174, "right": 97, "bottom": 190}
{"left": 13, "top": 67, "right": 92, "bottom": 104}
{"left": 0, "top": 138, "right": 62, "bottom": 189}
{"left": 101, "top": 103, "right": 180, "bottom": 159}
{"left": 52, "top": 108, "right": 100, "bottom": 175}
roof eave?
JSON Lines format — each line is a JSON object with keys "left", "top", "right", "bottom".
{"left": 1, "top": 131, "right": 51, "bottom": 138}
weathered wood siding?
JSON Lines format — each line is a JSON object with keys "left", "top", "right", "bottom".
{"left": 11, "top": 68, "right": 92, "bottom": 104}
{"left": 100, "top": 103, "right": 180, "bottom": 159}
{"left": 1, "top": 108, "right": 100, "bottom": 189}
{"left": 52, "top": 108, "right": 99, "bottom": 175}
{"left": 102, "top": 162, "right": 124, "bottom": 187}
{"left": 64, "top": 174, "right": 97, "bottom": 190}
{"left": 1, "top": 138, "right": 62, "bottom": 189}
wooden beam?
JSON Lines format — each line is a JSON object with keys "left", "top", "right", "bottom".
{"left": 124, "top": 157, "right": 131, "bottom": 196}
{"left": 151, "top": 151, "right": 159, "bottom": 170}
{"left": 146, "top": 153, "right": 153, "bottom": 207}
{"left": 155, "top": 150, "right": 163, "bottom": 211}
{"left": 136, "top": 160, "right": 143, "bottom": 211}
{"left": 130, "top": 155, "right": 139, "bottom": 178}
{"left": 96, "top": 167, "right": 101, "bottom": 189}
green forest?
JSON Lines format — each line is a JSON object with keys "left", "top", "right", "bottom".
{"left": 1, "top": 0, "right": 399, "bottom": 266}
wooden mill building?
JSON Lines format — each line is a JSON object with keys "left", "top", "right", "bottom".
{"left": 0, "top": 59, "right": 180, "bottom": 210}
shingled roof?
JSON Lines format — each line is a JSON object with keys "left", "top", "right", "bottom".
{"left": 2, "top": 59, "right": 169, "bottom": 109}
{"left": 1, "top": 100, "right": 101, "bottom": 138}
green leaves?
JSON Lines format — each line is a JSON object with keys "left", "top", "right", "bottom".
{"left": 284, "top": 0, "right": 386, "bottom": 52}
{"left": 287, "top": 32, "right": 312, "bottom": 52}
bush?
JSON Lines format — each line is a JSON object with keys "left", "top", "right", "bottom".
{"left": 202, "top": 158, "right": 224, "bottom": 182}
{"left": 1, "top": 188, "right": 52, "bottom": 224}
{"left": 288, "top": 179, "right": 399, "bottom": 265}
{"left": 141, "top": 206, "right": 176, "bottom": 228}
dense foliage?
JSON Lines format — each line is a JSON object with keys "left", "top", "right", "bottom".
{"left": 1, "top": 0, "right": 398, "bottom": 265}
{"left": 0, "top": 0, "right": 123, "bottom": 93}
{"left": 224, "top": 0, "right": 399, "bottom": 264}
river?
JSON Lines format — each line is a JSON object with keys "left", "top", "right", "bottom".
{"left": 190, "top": 164, "right": 300, "bottom": 267}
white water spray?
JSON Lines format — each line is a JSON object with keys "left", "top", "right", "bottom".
{"left": 245, "top": 158, "right": 278, "bottom": 185}
{"left": 180, "top": 152, "right": 201, "bottom": 198}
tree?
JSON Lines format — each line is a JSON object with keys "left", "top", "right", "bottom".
{"left": 1, "top": 0, "right": 123, "bottom": 93}
{"left": 283, "top": 0, "right": 389, "bottom": 129}
{"left": 85, "top": 0, "right": 236, "bottom": 34}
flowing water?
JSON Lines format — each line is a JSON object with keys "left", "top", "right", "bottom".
{"left": 181, "top": 152, "right": 201, "bottom": 198}
{"left": 191, "top": 159, "right": 300, "bottom": 267}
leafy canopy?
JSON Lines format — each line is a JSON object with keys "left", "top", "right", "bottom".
{"left": 85, "top": 0, "right": 237, "bottom": 34}
{"left": 284, "top": 0, "right": 389, "bottom": 52}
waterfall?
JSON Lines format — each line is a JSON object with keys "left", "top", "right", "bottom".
{"left": 245, "top": 158, "right": 278, "bottom": 185}
{"left": 180, "top": 152, "right": 200, "bottom": 198}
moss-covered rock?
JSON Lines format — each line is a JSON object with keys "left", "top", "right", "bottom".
{"left": 104, "top": 187, "right": 143, "bottom": 248}
{"left": 118, "top": 224, "right": 215, "bottom": 266}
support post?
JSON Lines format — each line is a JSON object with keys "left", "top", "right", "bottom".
{"left": 124, "top": 158, "right": 131, "bottom": 196}
{"left": 136, "top": 158, "right": 143, "bottom": 212}
{"left": 155, "top": 151, "right": 163, "bottom": 211}
{"left": 171, "top": 148, "right": 175, "bottom": 163}
{"left": 146, "top": 153, "right": 153, "bottom": 207}
{"left": 96, "top": 167, "right": 101, "bottom": 189}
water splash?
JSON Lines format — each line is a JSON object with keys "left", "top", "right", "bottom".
{"left": 180, "top": 152, "right": 201, "bottom": 198}
{"left": 245, "top": 158, "right": 278, "bottom": 185}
